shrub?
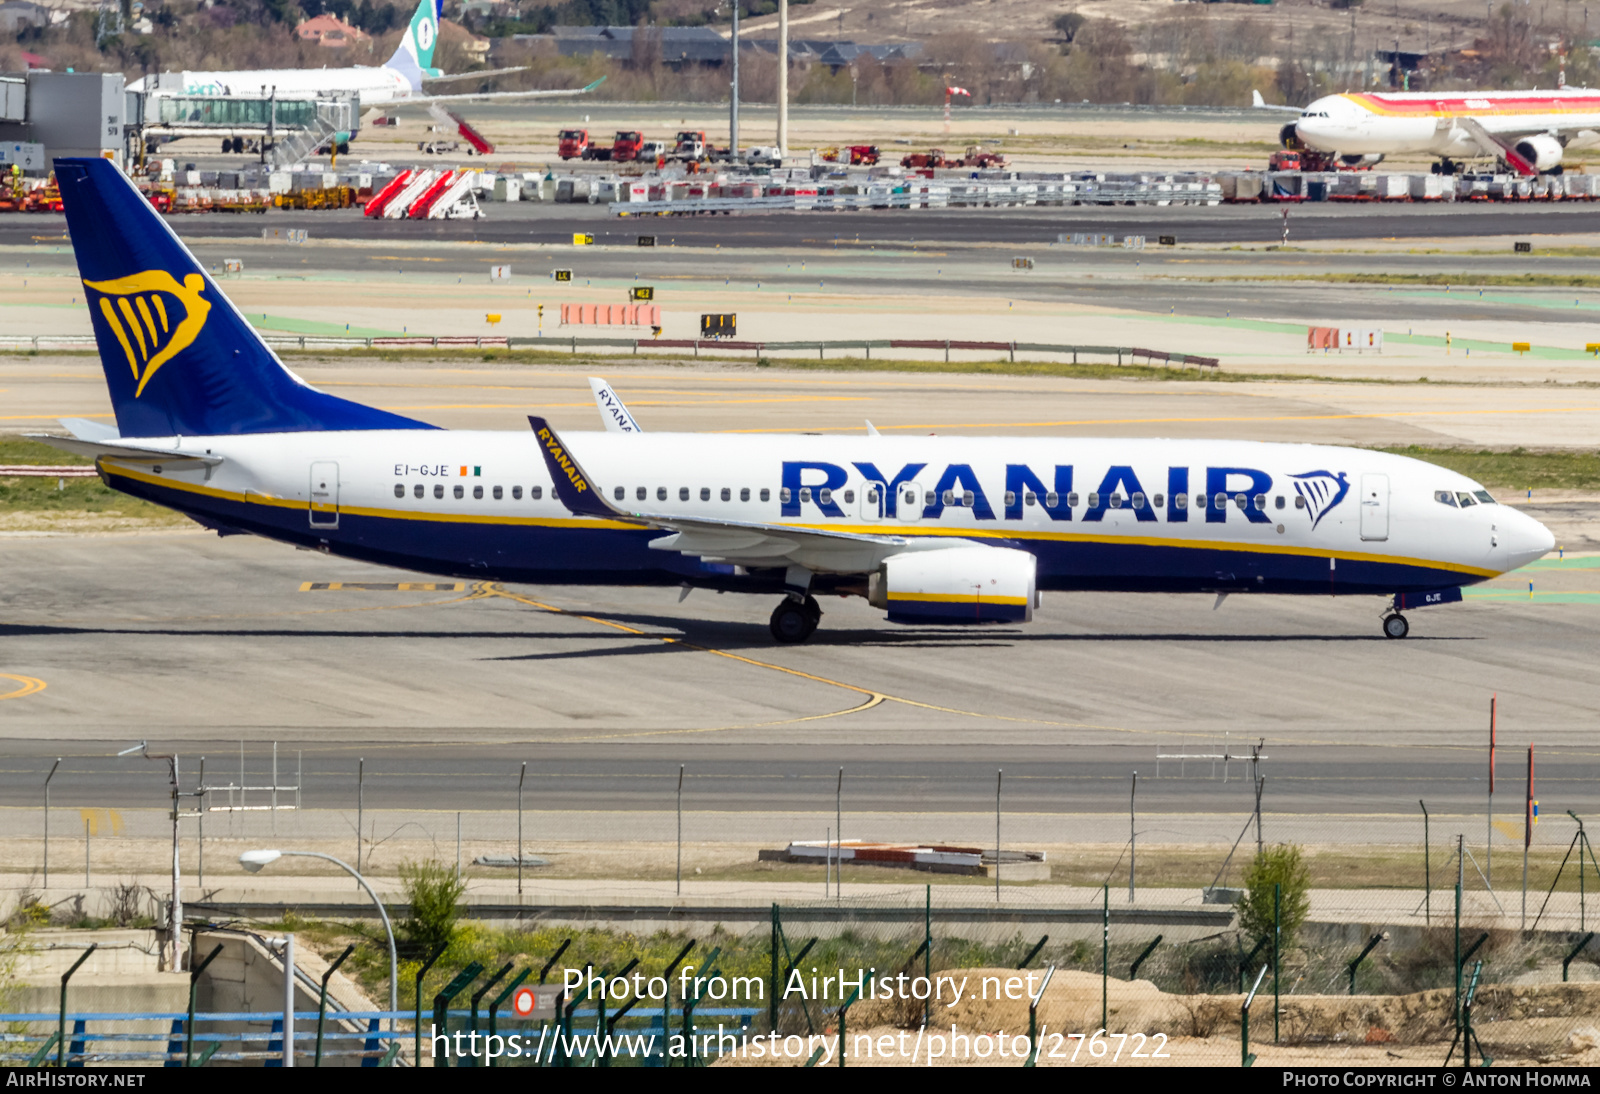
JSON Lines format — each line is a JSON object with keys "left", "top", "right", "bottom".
{"left": 1238, "top": 845, "right": 1311, "bottom": 955}
{"left": 399, "top": 860, "right": 467, "bottom": 957}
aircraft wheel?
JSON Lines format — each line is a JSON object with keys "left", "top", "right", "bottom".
{"left": 1382, "top": 613, "right": 1410, "bottom": 640}
{"left": 770, "top": 599, "right": 818, "bottom": 644}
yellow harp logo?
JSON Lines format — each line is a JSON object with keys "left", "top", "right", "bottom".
{"left": 82, "top": 271, "right": 211, "bottom": 397}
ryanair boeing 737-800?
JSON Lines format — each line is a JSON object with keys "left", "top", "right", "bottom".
{"left": 35, "top": 158, "right": 1554, "bottom": 643}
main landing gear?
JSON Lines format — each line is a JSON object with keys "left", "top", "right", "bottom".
{"left": 770, "top": 595, "right": 822, "bottom": 644}
{"left": 1382, "top": 612, "right": 1410, "bottom": 639}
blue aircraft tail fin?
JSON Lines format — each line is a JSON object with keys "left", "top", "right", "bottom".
{"left": 56, "top": 157, "right": 437, "bottom": 438}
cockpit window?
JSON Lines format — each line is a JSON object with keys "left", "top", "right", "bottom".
{"left": 1434, "top": 490, "right": 1458, "bottom": 507}
{"left": 1456, "top": 491, "right": 1477, "bottom": 508}
{"left": 1473, "top": 490, "right": 1495, "bottom": 504}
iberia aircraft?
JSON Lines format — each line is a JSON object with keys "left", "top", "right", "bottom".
{"left": 1253, "top": 87, "right": 1600, "bottom": 175}
{"left": 39, "top": 158, "right": 1554, "bottom": 644}
{"left": 127, "top": 0, "right": 602, "bottom": 109}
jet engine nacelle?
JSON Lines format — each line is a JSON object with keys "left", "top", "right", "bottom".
{"left": 1339, "top": 153, "right": 1384, "bottom": 168}
{"left": 1514, "top": 133, "right": 1564, "bottom": 172}
{"left": 1279, "top": 123, "right": 1301, "bottom": 150}
{"left": 868, "top": 546, "right": 1038, "bottom": 625}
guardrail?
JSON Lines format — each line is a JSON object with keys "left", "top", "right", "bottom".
{"left": 0, "top": 333, "right": 1219, "bottom": 369}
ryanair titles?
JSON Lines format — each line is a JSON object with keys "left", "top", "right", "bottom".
{"left": 780, "top": 461, "right": 1321, "bottom": 524}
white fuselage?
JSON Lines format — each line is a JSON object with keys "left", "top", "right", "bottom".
{"left": 128, "top": 66, "right": 415, "bottom": 105}
{"left": 98, "top": 429, "right": 1553, "bottom": 597}
{"left": 1294, "top": 89, "right": 1600, "bottom": 158}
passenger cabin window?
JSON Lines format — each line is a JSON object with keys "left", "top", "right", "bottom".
{"left": 700, "top": 487, "right": 711, "bottom": 502}
{"left": 1213, "top": 492, "right": 1226, "bottom": 509}
{"left": 473, "top": 485, "right": 483, "bottom": 500}
{"left": 512, "top": 486, "right": 523, "bottom": 500}
{"left": 394, "top": 484, "right": 405, "bottom": 498}
{"left": 1174, "top": 493, "right": 1187, "bottom": 510}
{"left": 741, "top": 488, "right": 751, "bottom": 501}
{"left": 866, "top": 488, "right": 878, "bottom": 503}
{"left": 434, "top": 485, "right": 445, "bottom": 499}
{"left": 1132, "top": 492, "right": 1146, "bottom": 509}
{"left": 614, "top": 486, "right": 626, "bottom": 501}
{"left": 942, "top": 490, "right": 955, "bottom": 506}
{"left": 1435, "top": 490, "right": 1458, "bottom": 507}
{"left": 1110, "top": 493, "right": 1124, "bottom": 509}
{"left": 1153, "top": 493, "right": 1164, "bottom": 508}
{"left": 1045, "top": 491, "right": 1059, "bottom": 507}
{"left": 819, "top": 488, "right": 832, "bottom": 505}
{"left": 1005, "top": 491, "right": 1017, "bottom": 507}
{"left": 962, "top": 491, "right": 974, "bottom": 507}
{"left": 455, "top": 485, "right": 465, "bottom": 499}
{"left": 780, "top": 487, "right": 792, "bottom": 503}
{"left": 1068, "top": 492, "right": 1080, "bottom": 507}
{"left": 1457, "top": 492, "right": 1477, "bottom": 507}
{"left": 414, "top": 484, "right": 424, "bottom": 499}
{"left": 1275, "top": 496, "right": 1285, "bottom": 510}
{"left": 843, "top": 489, "right": 854, "bottom": 504}
{"left": 760, "top": 488, "right": 771, "bottom": 502}
{"left": 799, "top": 487, "right": 812, "bottom": 503}
{"left": 1253, "top": 493, "right": 1266, "bottom": 511}
{"left": 1024, "top": 492, "right": 1036, "bottom": 506}
{"left": 1294, "top": 495, "right": 1306, "bottom": 509}
{"left": 1088, "top": 492, "right": 1100, "bottom": 508}
{"left": 493, "top": 485, "right": 503, "bottom": 500}
{"left": 680, "top": 487, "right": 691, "bottom": 501}
{"left": 721, "top": 487, "right": 731, "bottom": 502}
{"left": 531, "top": 486, "right": 542, "bottom": 500}
{"left": 637, "top": 487, "right": 647, "bottom": 501}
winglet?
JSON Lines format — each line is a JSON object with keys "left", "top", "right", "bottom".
{"left": 582, "top": 77, "right": 608, "bottom": 93}
{"left": 528, "top": 416, "right": 619, "bottom": 518}
{"left": 1251, "top": 89, "right": 1265, "bottom": 108}
{"left": 864, "top": 420, "right": 880, "bottom": 437}
{"left": 589, "top": 377, "right": 642, "bottom": 433}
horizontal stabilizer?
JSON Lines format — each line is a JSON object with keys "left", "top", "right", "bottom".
{"left": 25, "top": 433, "right": 223, "bottom": 470}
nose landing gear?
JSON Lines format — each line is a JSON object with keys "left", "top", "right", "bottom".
{"left": 1382, "top": 612, "right": 1410, "bottom": 639}
{"left": 770, "top": 595, "right": 822, "bottom": 643}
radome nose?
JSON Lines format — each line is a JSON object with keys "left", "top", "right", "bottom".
{"left": 1502, "top": 508, "right": 1556, "bottom": 572}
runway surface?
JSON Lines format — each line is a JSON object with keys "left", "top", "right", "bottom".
{"left": 9, "top": 201, "right": 1600, "bottom": 251}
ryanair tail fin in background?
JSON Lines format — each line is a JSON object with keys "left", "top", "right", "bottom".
{"left": 57, "top": 158, "right": 437, "bottom": 438}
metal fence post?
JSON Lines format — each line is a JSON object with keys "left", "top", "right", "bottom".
{"left": 43, "top": 759, "right": 60, "bottom": 889}
{"left": 769, "top": 904, "right": 779, "bottom": 1032}
{"left": 1273, "top": 883, "right": 1281, "bottom": 1043}
{"left": 1421, "top": 799, "right": 1431, "bottom": 925}
{"left": 412, "top": 942, "right": 449, "bottom": 1067}
{"left": 924, "top": 885, "right": 932, "bottom": 1031}
{"left": 58, "top": 945, "right": 96, "bottom": 1067}
{"left": 1241, "top": 964, "right": 1267, "bottom": 1067}
{"left": 314, "top": 944, "right": 356, "bottom": 1067}
{"left": 486, "top": 966, "right": 531, "bottom": 1067}
{"left": 1101, "top": 883, "right": 1109, "bottom": 1030}
{"left": 518, "top": 762, "right": 526, "bottom": 896}
{"left": 464, "top": 963, "right": 512, "bottom": 1067}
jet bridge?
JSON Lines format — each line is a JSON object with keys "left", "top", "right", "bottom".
{"left": 130, "top": 91, "right": 360, "bottom": 167}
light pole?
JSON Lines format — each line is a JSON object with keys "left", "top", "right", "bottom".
{"left": 240, "top": 849, "right": 398, "bottom": 1023}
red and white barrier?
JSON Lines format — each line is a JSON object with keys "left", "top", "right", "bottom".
{"left": 560, "top": 303, "right": 662, "bottom": 326}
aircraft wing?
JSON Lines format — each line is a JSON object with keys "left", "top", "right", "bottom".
{"left": 25, "top": 433, "right": 224, "bottom": 471}
{"left": 396, "top": 76, "right": 606, "bottom": 107}
{"left": 422, "top": 66, "right": 530, "bottom": 84}
{"left": 527, "top": 415, "right": 911, "bottom": 572}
